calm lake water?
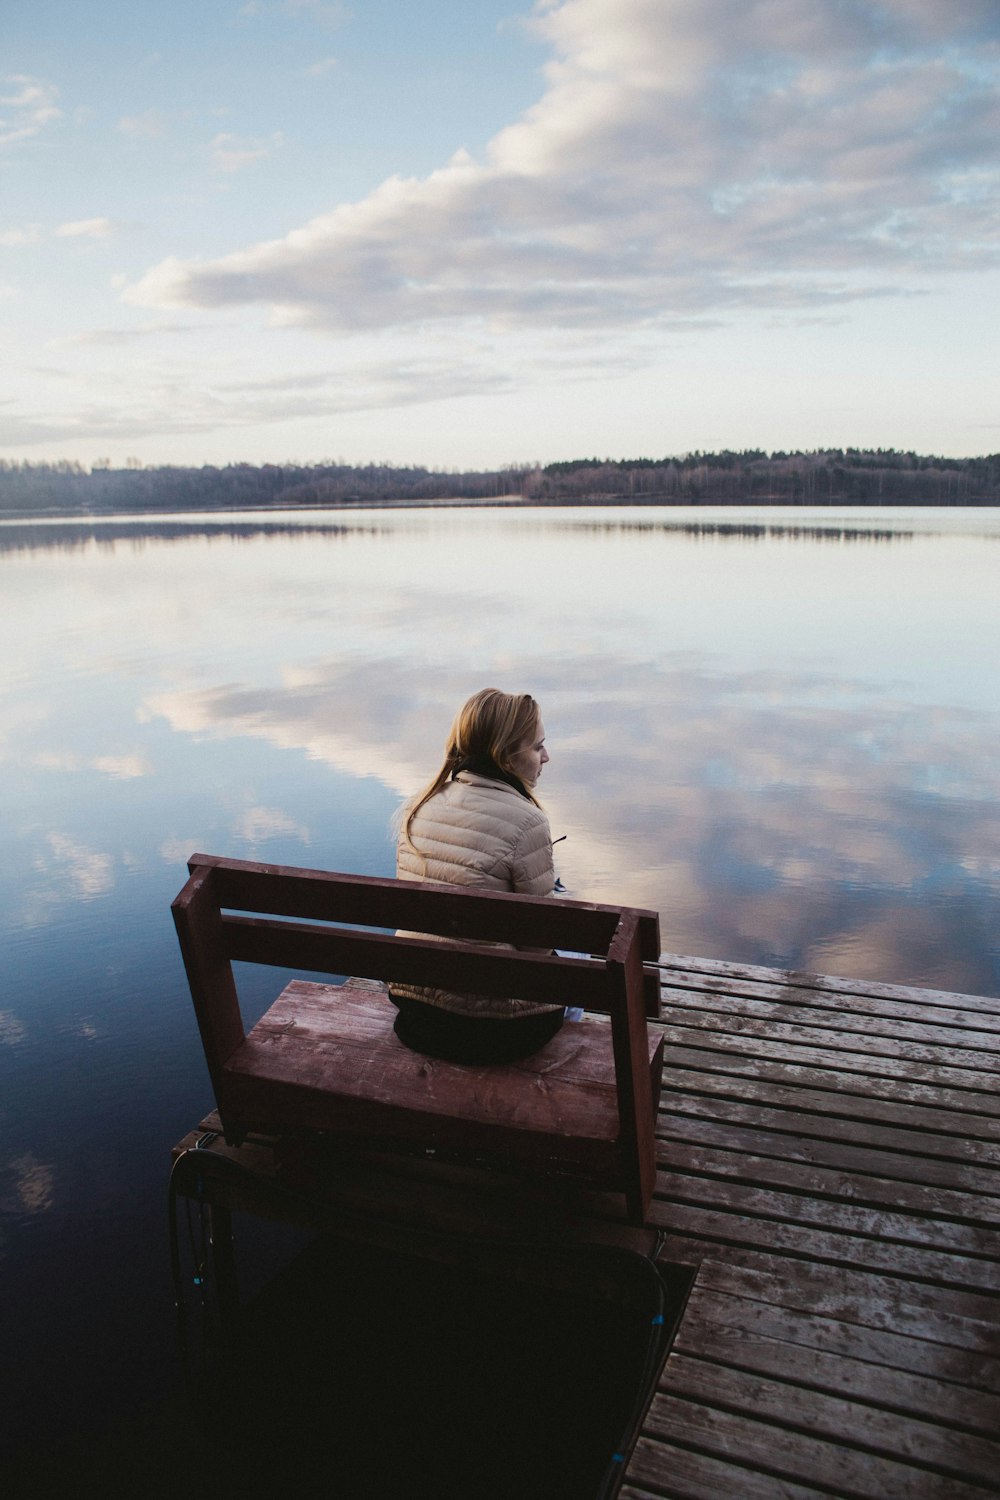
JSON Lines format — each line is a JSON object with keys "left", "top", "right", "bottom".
{"left": 2, "top": 503, "right": 999, "bottom": 1476}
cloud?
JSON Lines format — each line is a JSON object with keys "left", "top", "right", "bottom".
{"left": 0, "top": 225, "right": 42, "bottom": 247}
{"left": 0, "top": 75, "right": 61, "bottom": 148}
{"left": 33, "top": 751, "right": 80, "bottom": 771}
{"left": 0, "top": 412, "right": 90, "bottom": 445}
{"left": 117, "top": 108, "right": 168, "bottom": 138}
{"left": 126, "top": 1, "right": 1000, "bottom": 337}
{"left": 55, "top": 218, "right": 116, "bottom": 240}
{"left": 0, "top": 351, "right": 523, "bottom": 446}
{"left": 304, "top": 56, "right": 338, "bottom": 77}
{"left": 90, "top": 753, "right": 151, "bottom": 779}
{"left": 211, "top": 131, "right": 285, "bottom": 173}
{"left": 56, "top": 321, "right": 196, "bottom": 348}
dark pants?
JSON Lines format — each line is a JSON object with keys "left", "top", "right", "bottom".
{"left": 388, "top": 994, "right": 564, "bottom": 1064}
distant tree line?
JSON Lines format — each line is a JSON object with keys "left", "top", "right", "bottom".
{"left": 530, "top": 449, "right": 1000, "bottom": 505}
{"left": 0, "top": 459, "right": 524, "bottom": 513}
{"left": 1, "top": 448, "right": 997, "bottom": 514}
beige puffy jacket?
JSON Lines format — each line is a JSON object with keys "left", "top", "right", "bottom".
{"left": 393, "top": 771, "right": 558, "bottom": 1018}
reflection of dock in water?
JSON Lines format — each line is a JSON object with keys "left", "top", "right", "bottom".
{"left": 173, "top": 952, "right": 1000, "bottom": 1498}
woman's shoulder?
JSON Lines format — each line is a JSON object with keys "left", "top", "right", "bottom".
{"left": 452, "top": 773, "right": 549, "bottom": 822}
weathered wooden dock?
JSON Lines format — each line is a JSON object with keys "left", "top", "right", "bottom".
{"left": 173, "top": 951, "right": 1000, "bottom": 1498}
{"left": 624, "top": 953, "right": 1000, "bottom": 1499}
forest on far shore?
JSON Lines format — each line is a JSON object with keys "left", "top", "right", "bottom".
{"left": 1, "top": 447, "right": 998, "bottom": 513}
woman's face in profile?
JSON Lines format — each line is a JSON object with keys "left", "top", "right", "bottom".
{"left": 510, "top": 720, "right": 549, "bottom": 787}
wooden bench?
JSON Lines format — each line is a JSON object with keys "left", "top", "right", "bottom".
{"left": 172, "top": 853, "right": 664, "bottom": 1223}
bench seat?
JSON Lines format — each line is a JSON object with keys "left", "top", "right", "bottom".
{"left": 223, "top": 977, "right": 665, "bottom": 1183}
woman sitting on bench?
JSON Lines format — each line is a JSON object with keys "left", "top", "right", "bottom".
{"left": 391, "top": 687, "right": 565, "bottom": 1064}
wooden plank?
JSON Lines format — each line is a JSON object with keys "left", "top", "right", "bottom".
{"left": 223, "top": 1035, "right": 622, "bottom": 1161}
{"left": 646, "top": 1202, "right": 1000, "bottom": 1292}
{"left": 657, "top": 953, "right": 1000, "bottom": 1015}
{"left": 657, "top": 1082, "right": 1000, "bottom": 1162}
{"left": 641, "top": 1394, "right": 995, "bottom": 1499}
{"left": 656, "top": 1158, "right": 1000, "bottom": 1242}
{"left": 687, "top": 1290, "right": 1000, "bottom": 1396}
{"left": 660, "top": 1014, "right": 1000, "bottom": 1080}
{"left": 658, "top": 968, "right": 1000, "bottom": 1032}
{"left": 192, "top": 850, "right": 662, "bottom": 959}
{"left": 620, "top": 1439, "right": 831, "bottom": 1499}
{"left": 660, "top": 984, "right": 1000, "bottom": 1048}
{"left": 687, "top": 1258, "right": 1000, "bottom": 1343}
{"left": 656, "top": 1356, "right": 1000, "bottom": 1486}
{"left": 255, "top": 981, "right": 630, "bottom": 1086}
{"left": 675, "top": 1289, "right": 1000, "bottom": 1426}
{"left": 268, "top": 980, "right": 664, "bottom": 1089}
{"left": 656, "top": 1135, "right": 1000, "bottom": 1218}
{"left": 659, "top": 1041, "right": 1000, "bottom": 1117}
{"left": 654, "top": 1172, "right": 1000, "bottom": 1256}
{"left": 651, "top": 1240, "right": 1000, "bottom": 1330}
{"left": 242, "top": 981, "right": 661, "bottom": 1103}
{"left": 221, "top": 913, "right": 612, "bottom": 1007}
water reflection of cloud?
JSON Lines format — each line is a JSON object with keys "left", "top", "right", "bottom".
{"left": 39, "top": 833, "right": 115, "bottom": 899}
{"left": 144, "top": 649, "right": 1000, "bottom": 995}
{"left": 23, "top": 747, "right": 149, "bottom": 780}
{"left": 546, "top": 679, "right": 1000, "bottom": 993}
{"left": 143, "top": 657, "right": 468, "bottom": 800}
{"left": 160, "top": 836, "right": 211, "bottom": 865}
{"left": 0, "top": 699, "right": 53, "bottom": 764}
{"left": 0, "top": 1011, "right": 27, "bottom": 1047}
{"left": 1, "top": 1154, "right": 55, "bottom": 1216}
{"left": 232, "top": 805, "right": 311, "bottom": 848}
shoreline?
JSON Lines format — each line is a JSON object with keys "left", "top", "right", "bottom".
{"left": 3, "top": 493, "right": 1000, "bottom": 523}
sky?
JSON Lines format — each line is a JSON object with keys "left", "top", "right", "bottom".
{"left": 2, "top": 0, "right": 999, "bottom": 471}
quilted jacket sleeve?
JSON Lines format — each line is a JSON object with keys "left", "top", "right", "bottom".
{"left": 509, "top": 807, "right": 555, "bottom": 896}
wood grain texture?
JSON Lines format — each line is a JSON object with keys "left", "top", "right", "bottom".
{"left": 216, "top": 980, "right": 665, "bottom": 1184}
{"left": 656, "top": 952, "right": 1000, "bottom": 1014}
{"left": 621, "top": 951, "right": 1000, "bottom": 1500}
{"left": 639, "top": 1393, "right": 997, "bottom": 1499}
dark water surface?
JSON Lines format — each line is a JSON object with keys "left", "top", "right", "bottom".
{"left": 2, "top": 504, "right": 999, "bottom": 1484}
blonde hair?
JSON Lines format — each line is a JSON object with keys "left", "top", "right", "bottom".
{"left": 399, "top": 688, "right": 542, "bottom": 850}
